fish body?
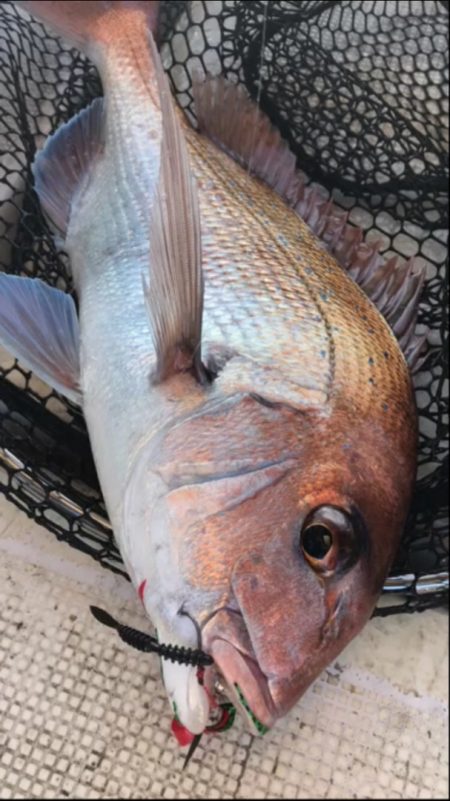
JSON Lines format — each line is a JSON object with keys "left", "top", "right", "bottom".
{"left": 1, "top": 1, "right": 420, "bottom": 737}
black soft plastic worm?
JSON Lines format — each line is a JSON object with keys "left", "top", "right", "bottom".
{"left": 90, "top": 606, "right": 213, "bottom": 667}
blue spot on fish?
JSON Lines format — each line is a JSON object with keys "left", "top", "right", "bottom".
{"left": 382, "top": 403, "right": 389, "bottom": 412}
{"left": 277, "top": 234, "right": 289, "bottom": 246}
{"left": 368, "top": 357, "right": 375, "bottom": 365}
{"left": 320, "top": 291, "right": 329, "bottom": 302}
{"left": 320, "top": 349, "right": 327, "bottom": 358}
{"left": 305, "top": 266, "right": 313, "bottom": 275}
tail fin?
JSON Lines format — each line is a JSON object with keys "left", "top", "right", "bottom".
{"left": 16, "top": 1, "right": 160, "bottom": 51}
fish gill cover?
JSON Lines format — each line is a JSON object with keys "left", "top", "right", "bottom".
{"left": 0, "top": 0, "right": 448, "bottom": 614}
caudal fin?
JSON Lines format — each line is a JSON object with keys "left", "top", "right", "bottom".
{"left": 16, "top": 1, "right": 160, "bottom": 51}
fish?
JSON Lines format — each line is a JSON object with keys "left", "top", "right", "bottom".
{"left": 0, "top": 0, "right": 425, "bottom": 739}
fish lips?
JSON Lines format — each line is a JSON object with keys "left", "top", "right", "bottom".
{"left": 210, "top": 638, "right": 276, "bottom": 733}
{"left": 202, "top": 608, "right": 279, "bottom": 733}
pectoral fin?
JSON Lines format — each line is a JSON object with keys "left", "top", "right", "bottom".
{"left": 0, "top": 275, "right": 81, "bottom": 404}
{"left": 32, "top": 98, "right": 105, "bottom": 236}
{"left": 144, "top": 35, "right": 205, "bottom": 384}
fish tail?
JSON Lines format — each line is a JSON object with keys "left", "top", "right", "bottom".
{"left": 16, "top": 1, "right": 160, "bottom": 52}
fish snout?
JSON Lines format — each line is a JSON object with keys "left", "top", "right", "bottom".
{"left": 200, "top": 549, "right": 342, "bottom": 732}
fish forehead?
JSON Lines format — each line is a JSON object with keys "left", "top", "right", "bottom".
{"left": 184, "top": 123, "right": 414, "bottom": 427}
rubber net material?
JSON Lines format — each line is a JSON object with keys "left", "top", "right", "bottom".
{"left": 0, "top": 1, "right": 448, "bottom": 615}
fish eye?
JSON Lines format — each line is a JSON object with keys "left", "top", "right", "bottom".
{"left": 300, "top": 506, "right": 357, "bottom": 575}
{"left": 302, "top": 524, "right": 333, "bottom": 559}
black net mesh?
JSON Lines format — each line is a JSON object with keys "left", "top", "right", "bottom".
{"left": 0, "top": 0, "right": 448, "bottom": 615}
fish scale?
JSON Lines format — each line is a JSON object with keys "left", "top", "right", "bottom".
{"left": 184, "top": 121, "right": 412, "bottom": 423}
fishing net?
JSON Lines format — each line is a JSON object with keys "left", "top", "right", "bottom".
{"left": 0, "top": 0, "right": 448, "bottom": 615}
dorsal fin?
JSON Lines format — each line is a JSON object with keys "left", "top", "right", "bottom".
{"left": 32, "top": 98, "right": 105, "bottom": 236}
{"left": 193, "top": 76, "right": 427, "bottom": 372}
{"left": 144, "top": 35, "right": 205, "bottom": 384}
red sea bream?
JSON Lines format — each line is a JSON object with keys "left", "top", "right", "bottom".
{"left": 0, "top": 1, "right": 425, "bottom": 738}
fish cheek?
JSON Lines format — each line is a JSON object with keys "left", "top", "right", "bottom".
{"left": 169, "top": 464, "right": 298, "bottom": 595}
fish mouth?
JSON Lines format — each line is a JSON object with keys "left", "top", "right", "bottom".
{"left": 209, "top": 638, "right": 277, "bottom": 733}
{"left": 202, "top": 608, "right": 277, "bottom": 734}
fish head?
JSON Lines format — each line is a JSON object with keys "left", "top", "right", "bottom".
{"left": 123, "top": 385, "right": 417, "bottom": 734}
